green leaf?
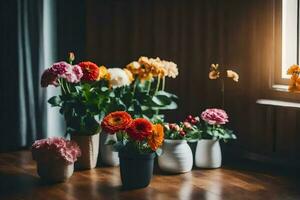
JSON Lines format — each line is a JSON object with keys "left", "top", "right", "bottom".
{"left": 156, "top": 148, "right": 163, "bottom": 156}
{"left": 48, "top": 96, "right": 61, "bottom": 106}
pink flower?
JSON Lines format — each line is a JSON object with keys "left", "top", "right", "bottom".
{"left": 72, "top": 65, "right": 83, "bottom": 82}
{"left": 32, "top": 137, "right": 81, "bottom": 164}
{"left": 49, "top": 61, "right": 70, "bottom": 76}
{"left": 201, "top": 108, "right": 229, "bottom": 125}
{"left": 41, "top": 62, "right": 83, "bottom": 87}
{"left": 183, "top": 122, "right": 192, "bottom": 129}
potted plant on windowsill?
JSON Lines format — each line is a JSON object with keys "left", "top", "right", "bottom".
{"left": 195, "top": 108, "right": 236, "bottom": 168}
{"left": 32, "top": 137, "right": 81, "bottom": 182}
{"left": 40, "top": 53, "right": 111, "bottom": 169}
{"left": 101, "top": 111, "right": 164, "bottom": 190}
{"left": 158, "top": 119, "right": 200, "bottom": 174}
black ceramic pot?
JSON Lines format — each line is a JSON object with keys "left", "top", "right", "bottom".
{"left": 119, "top": 150, "right": 155, "bottom": 190}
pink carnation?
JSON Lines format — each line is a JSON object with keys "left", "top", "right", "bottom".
{"left": 32, "top": 137, "right": 81, "bottom": 164}
{"left": 49, "top": 61, "right": 70, "bottom": 76}
{"left": 41, "top": 62, "right": 83, "bottom": 87}
{"left": 201, "top": 108, "right": 229, "bottom": 125}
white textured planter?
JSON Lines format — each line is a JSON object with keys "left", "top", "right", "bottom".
{"left": 37, "top": 161, "right": 74, "bottom": 182}
{"left": 71, "top": 133, "right": 99, "bottom": 169}
{"left": 99, "top": 132, "right": 119, "bottom": 166}
{"left": 195, "top": 139, "right": 222, "bottom": 168}
{"left": 158, "top": 139, "right": 193, "bottom": 173}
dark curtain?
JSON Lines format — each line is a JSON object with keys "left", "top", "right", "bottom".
{"left": 0, "top": 0, "right": 46, "bottom": 152}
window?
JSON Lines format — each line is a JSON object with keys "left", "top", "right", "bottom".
{"left": 281, "top": 0, "right": 299, "bottom": 79}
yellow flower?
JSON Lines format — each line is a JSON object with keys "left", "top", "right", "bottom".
{"left": 211, "top": 64, "right": 219, "bottom": 70}
{"left": 287, "top": 64, "right": 300, "bottom": 75}
{"left": 227, "top": 70, "right": 239, "bottom": 82}
{"left": 123, "top": 68, "right": 134, "bottom": 83}
{"left": 208, "top": 70, "right": 220, "bottom": 80}
{"left": 126, "top": 61, "right": 141, "bottom": 75}
{"left": 98, "top": 66, "right": 110, "bottom": 80}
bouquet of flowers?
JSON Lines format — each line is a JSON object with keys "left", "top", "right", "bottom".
{"left": 122, "top": 56, "right": 179, "bottom": 122}
{"left": 163, "top": 115, "right": 202, "bottom": 141}
{"left": 32, "top": 137, "right": 81, "bottom": 164}
{"left": 101, "top": 111, "right": 164, "bottom": 154}
{"left": 208, "top": 63, "right": 239, "bottom": 108}
{"left": 41, "top": 53, "right": 111, "bottom": 135}
{"left": 41, "top": 54, "right": 178, "bottom": 136}
{"left": 287, "top": 64, "right": 300, "bottom": 91}
{"left": 200, "top": 108, "right": 236, "bottom": 141}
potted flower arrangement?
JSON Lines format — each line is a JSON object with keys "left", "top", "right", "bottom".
{"left": 195, "top": 108, "right": 236, "bottom": 168}
{"left": 99, "top": 56, "right": 179, "bottom": 166}
{"left": 32, "top": 137, "right": 81, "bottom": 182}
{"left": 101, "top": 111, "right": 164, "bottom": 190}
{"left": 158, "top": 118, "right": 201, "bottom": 174}
{"left": 41, "top": 53, "right": 111, "bottom": 169}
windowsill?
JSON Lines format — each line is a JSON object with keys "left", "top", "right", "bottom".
{"left": 256, "top": 99, "right": 300, "bottom": 109}
{"left": 272, "top": 84, "right": 289, "bottom": 92}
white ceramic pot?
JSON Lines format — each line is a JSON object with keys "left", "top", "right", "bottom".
{"left": 195, "top": 139, "right": 222, "bottom": 168}
{"left": 158, "top": 139, "right": 193, "bottom": 173}
{"left": 37, "top": 161, "right": 74, "bottom": 182}
{"left": 71, "top": 133, "right": 99, "bottom": 169}
{"left": 99, "top": 132, "right": 119, "bottom": 166}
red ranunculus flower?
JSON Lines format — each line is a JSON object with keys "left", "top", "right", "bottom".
{"left": 101, "top": 111, "right": 133, "bottom": 134}
{"left": 78, "top": 61, "right": 100, "bottom": 81}
{"left": 126, "top": 118, "right": 153, "bottom": 141}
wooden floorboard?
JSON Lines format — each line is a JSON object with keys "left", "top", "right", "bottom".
{"left": 0, "top": 151, "right": 299, "bottom": 200}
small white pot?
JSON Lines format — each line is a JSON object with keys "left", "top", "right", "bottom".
{"left": 37, "top": 161, "right": 74, "bottom": 182}
{"left": 71, "top": 133, "right": 99, "bottom": 169}
{"left": 195, "top": 139, "right": 222, "bottom": 168}
{"left": 158, "top": 139, "right": 193, "bottom": 173}
{"left": 99, "top": 132, "right": 119, "bottom": 166}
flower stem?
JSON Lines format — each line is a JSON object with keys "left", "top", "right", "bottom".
{"left": 147, "top": 80, "right": 152, "bottom": 94}
{"left": 162, "top": 76, "right": 166, "bottom": 91}
{"left": 221, "top": 78, "right": 225, "bottom": 109}
{"left": 155, "top": 76, "right": 161, "bottom": 94}
{"left": 58, "top": 78, "right": 66, "bottom": 94}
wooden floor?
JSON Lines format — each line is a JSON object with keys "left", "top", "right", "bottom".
{"left": 0, "top": 151, "right": 299, "bottom": 200}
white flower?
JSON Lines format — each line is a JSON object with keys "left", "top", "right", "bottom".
{"left": 108, "top": 68, "right": 131, "bottom": 88}
{"left": 162, "top": 60, "right": 179, "bottom": 78}
{"left": 227, "top": 70, "right": 239, "bottom": 82}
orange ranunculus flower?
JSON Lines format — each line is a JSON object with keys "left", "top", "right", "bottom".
{"left": 98, "top": 66, "right": 110, "bottom": 80}
{"left": 126, "top": 118, "right": 153, "bottom": 141}
{"left": 101, "top": 111, "right": 133, "bottom": 134}
{"left": 147, "top": 124, "right": 164, "bottom": 151}
{"left": 78, "top": 61, "right": 100, "bottom": 81}
{"left": 288, "top": 74, "right": 298, "bottom": 91}
{"left": 287, "top": 64, "right": 300, "bottom": 75}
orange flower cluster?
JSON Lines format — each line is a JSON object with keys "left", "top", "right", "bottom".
{"left": 126, "top": 56, "right": 178, "bottom": 81}
{"left": 101, "top": 111, "right": 164, "bottom": 151}
{"left": 287, "top": 64, "right": 300, "bottom": 91}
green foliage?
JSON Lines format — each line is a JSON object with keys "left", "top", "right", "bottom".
{"left": 201, "top": 122, "right": 237, "bottom": 142}
{"left": 47, "top": 76, "right": 178, "bottom": 136}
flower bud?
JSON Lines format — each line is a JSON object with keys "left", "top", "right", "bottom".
{"left": 68, "top": 52, "right": 75, "bottom": 63}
